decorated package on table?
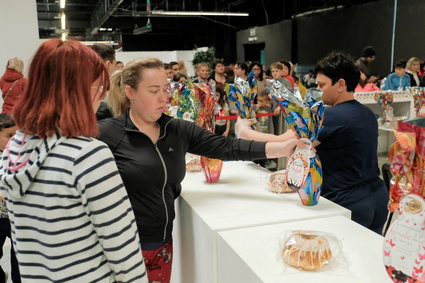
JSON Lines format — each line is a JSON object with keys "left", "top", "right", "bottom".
{"left": 165, "top": 81, "right": 182, "bottom": 118}
{"left": 225, "top": 71, "right": 257, "bottom": 119}
{"left": 267, "top": 80, "right": 324, "bottom": 206}
{"left": 409, "top": 87, "right": 425, "bottom": 117}
{"left": 375, "top": 91, "right": 394, "bottom": 127}
{"left": 388, "top": 121, "right": 425, "bottom": 212}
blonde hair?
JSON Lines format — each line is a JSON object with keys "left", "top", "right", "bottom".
{"left": 177, "top": 59, "right": 188, "bottom": 76}
{"left": 195, "top": 62, "right": 209, "bottom": 72}
{"left": 7, "top": 57, "right": 24, "bottom": 73}
{"left": 270, "top": 62, "right": 283, "bottom": 70}
{"left": 406, "top": 57, "right": 420, "bottom": 71}
{"left": 107, "top": 57, "right": 164, "bottom": 116}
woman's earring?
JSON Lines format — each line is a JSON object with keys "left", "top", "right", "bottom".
{"left": 130, "top": 98, "right": 134, "bottom": 103}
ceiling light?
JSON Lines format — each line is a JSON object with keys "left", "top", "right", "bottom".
{"left": 61, "top": 13, "right": 66, "bottom": 30}
{"left": 151, "top": 10, "right": 249, "bottom": 17}
{"left": 60, "top": 0, "right": 65, "bottom": 9}
{"left": 99, "top": 28, "right": 106, "bottom": 31}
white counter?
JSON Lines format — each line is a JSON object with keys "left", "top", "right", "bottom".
{"left": 173, "top": 161, "right": 350, "bottom": 283}
{"left": 217, "top": 215, "right": 391, "bottom": 283}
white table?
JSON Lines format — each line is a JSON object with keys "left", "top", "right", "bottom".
{"left": 217, "top": 215, "right": 391, "bottom": 283}
{"left": 172, "top": 161, "right": 350, "bottom": 283}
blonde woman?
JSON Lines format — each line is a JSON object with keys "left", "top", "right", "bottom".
{"left": 405, "top": 57, "right": 421, "bottom": 87}
{"left": 0, "top": 58, "right": 27, "bottom": 114}
{"left": 98, "top": 57, "right": 304, "bottom": 283}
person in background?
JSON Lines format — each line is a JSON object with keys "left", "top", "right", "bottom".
{"left": 214, "top": 86, "right": 230, "bottom": 137}
{"left": 356, "top": 46, "right": 377, "bottom": 83}
{"left": 238, "top": 52, "right": 389, "bottom": 235}
{"left": 269, "top": 62, "right": 291, "bottom": 90}
{"left": 211, "top": 60, "right": 227, "bottom": 87}
{"left": 169, "top": 61, "right": 180, "bottom": 76}
{"left": 193, "top": 62, "right": 210, "bottom": 83}
{"left": 249, "top": 62, "right": 266, "bottom": 98}
{"left": 405, "top": 57, "right": 422, "bottom": 87}
{"left": 355, "top": 70, "right": 380, "bottom": 92}
{"left": 0, "top": 58, "right": 27, "bottom": 114}
{"left": 90, "top": 44, "right": 116, "bottom": 121}
{"left": 280, "top": 61, "right": 296, "bottom": 88}
{"left": 0, "top": 39, "right": 147, "bottom": 282}
{"left": 99, "top": 57, "right": 304, "bottom": 283}
{"left": 0, "top": 114, "right": 20, "bottom": 283}
{"left": 164, "top": 63, "right": 174, "bottom": 80}
{"left": 382, "top": 60, "right": 410, "bottom": 90}
{"left": 177, "top": 60, "right": 188, "bottom": 77}
{"left": 254, "top": 92, "right": 276, "bottom": 170}
{"left": 173, "top": 73, "right": 188, "bottom": 83}
{"left": 233, "top": 62, "right": 249, "bottom": 81}
{"left": 116, "top": 61, "right": 124, "bottom": 70}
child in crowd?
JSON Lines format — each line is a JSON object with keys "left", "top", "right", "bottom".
{"left": 214, "top": 87, "right": 230, "bottom": 136}
{"left": 270, "top": 62, "right": 292, "bottom": 90}
{"left": 0, "top": 114, "right": 20, "bottom": 283}
{"left": 254, "top": 92, "right": 276, "bottom": 170}
{"left": 382, "top": 60, "right": 411, "bottom": 90}
{"left": 355, "top": 71, "right": 380, "bottom": 92}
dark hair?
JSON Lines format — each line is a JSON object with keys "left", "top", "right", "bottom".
{"left": 212, "top": 59, "right": 225, "bottom": 70}
{"left": 0, "top": 113, "right": 15, "bottom": 131}
{"left": 90, "top": 44, "right": 116, "bottom": 63}
{"left": 164, "top": 63, "right": 171, "bottom": 70}
{"left": 173, "top": 73, "right": 188, "bottom": 82}
{"left": 394, "top": 60, "right": 406, "bottom": 69}
{"left": 169, "top": 61, "right": 179, "bottom": 68}
{"left": 280, "top": 61, "right": 291, "bottom": 74}
{"left": 248, "top": 62, "right": 264, "bottom": 81}
{"left": 315, "top": 51, "right": 360, "bottom": 92}
{"left": 235, "top": 62, "right": 249, "bottom": 76}
{"left": 116, "top": 61, "right": 123, "bottom": 65}
{"left": 361, "top": 46, "right": 376, "bottom": 58}
{"left": 216, "top": 86, "right": 226, "bottom": 107}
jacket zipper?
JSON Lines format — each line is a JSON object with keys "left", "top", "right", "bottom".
{"left": 155, "top": 145, "right": 169, "bottom": 242}
{"left": 155, "top": 119, "right": 173, "bottom": 242}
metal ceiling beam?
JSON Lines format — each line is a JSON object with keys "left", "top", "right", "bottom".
{"left": 90, "top": 0, "right": 124, "bottom": 35}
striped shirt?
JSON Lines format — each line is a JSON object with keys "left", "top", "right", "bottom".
{"left": 0, "top": 131, "right": 147, "bottom": 282}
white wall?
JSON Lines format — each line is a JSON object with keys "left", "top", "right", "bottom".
{"left": 0, "top": 0, "right": 40, "bottom": 76}
{"left": 116, "top": 47, "right": 208, "bottom": 77}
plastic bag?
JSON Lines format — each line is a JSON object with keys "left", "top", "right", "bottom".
{"left": 266, "top": 170, "right": 294, "bottom": 194}
{"left": 279, "top": 230, "right": 347, "bottom": 273}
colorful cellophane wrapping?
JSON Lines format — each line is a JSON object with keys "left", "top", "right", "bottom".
{"left": 267, "top": 81, "right": 324, "bottom": 205}
{"left": 165, "top": 81, "right": 181, "bottom": 117}
{"left": 409, "top": 87, "right": 425, "bottom": 117}
{"left": 375, "top": 91, "right": 394, "bottom": 126}
{"left": 388, "top": 121, "right": 425, "bottom": 212}
{"left": 172, "top": 81, "right": 220, "bottom": 177}
{"left": 225, "top": 71, "right": 257, "bottom": 119}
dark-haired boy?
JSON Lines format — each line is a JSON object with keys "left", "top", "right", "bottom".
{"left": 314, "top": 52, "right": 389, "bottom": 234}
{"left": 0, "top": 114, "right": 21, "bottom": 282}
{"left": 382, "top": 60, "right": 411, "bottom": 90}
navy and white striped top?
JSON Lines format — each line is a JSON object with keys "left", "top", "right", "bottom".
{"left": 0, "top": 131, "right": 147, "bottom": 282}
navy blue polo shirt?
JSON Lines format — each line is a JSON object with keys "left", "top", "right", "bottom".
{"left": 317, "top": 100, "right": 385, "bottom": 206}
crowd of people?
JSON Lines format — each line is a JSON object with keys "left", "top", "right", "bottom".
{"left": 0, "top": 41, "right": 421, "bottom": 282}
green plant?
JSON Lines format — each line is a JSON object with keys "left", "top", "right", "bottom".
{"left": 192, "top": 47, "right": 216, "bottom": 68}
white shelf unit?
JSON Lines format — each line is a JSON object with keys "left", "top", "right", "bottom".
{"left": 354, "top": 91, "right": 415, "bottom": 154}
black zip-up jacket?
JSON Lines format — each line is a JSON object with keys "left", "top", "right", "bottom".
{"left": 98, "top": 112, "right": 267, "bottom": 247}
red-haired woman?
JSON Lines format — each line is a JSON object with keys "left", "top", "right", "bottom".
{"left": 0, "top": 58, "right": 27, "bottom": 114}
{"left": 0, "top": 39, "right": 147, "bottom": 282}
